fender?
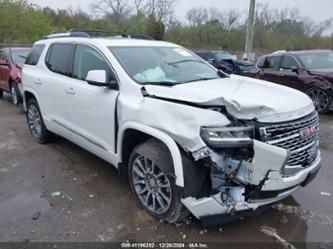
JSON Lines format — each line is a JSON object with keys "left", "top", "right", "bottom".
{"left": 117, "top": 121, "right": 184, "bottom": 187}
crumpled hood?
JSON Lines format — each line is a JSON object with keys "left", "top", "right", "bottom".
{"left": 144, "top": 75, "right": 314, "bottom": 122}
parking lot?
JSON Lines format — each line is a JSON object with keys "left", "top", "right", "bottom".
{"left": 0, "top": 94, "right": 332, "bottom": 246}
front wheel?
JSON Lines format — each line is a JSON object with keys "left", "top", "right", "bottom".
{"left": 129, "top": 139, "right": 188, "bottom": 223}
{"left": 128, "top": 138, "right": 210, "bottom": 223}
{"left": 305, "top": 87, "right": 331, "bottom": 114}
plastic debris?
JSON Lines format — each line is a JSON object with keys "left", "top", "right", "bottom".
{"left": 89, "top": 194, "right": 95, "bottom": 198}
{"left": 260, "top": 225, "right": 296, "bottom": 249}
{"left": 320, "top": 192, "right": 331, "bottom": 197}
{"left": 51, "top": 191, "right": 61, "bottom": 197}
{"left": 32, "top": 210, "right": 41, "bottom": 220}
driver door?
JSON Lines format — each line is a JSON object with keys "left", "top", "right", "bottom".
{"left": 63, "top": 44, "right": 119, "bottom": 157}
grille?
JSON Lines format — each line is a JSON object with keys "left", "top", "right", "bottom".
{"left": 258, "top": 112, "right": 319, "bottom": 168}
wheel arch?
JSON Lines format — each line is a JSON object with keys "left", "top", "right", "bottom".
{"left": 23, "top": 89, "right": 40, "bottom": 111}
{"left": 117, "top": 121, "right": 184, "bottom": 187}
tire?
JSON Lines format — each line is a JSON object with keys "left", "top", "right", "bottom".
{"left": 10, "top": 84, "right": 20, "bottom": 105}
{"left": 128, "top": 138, "right": 210, "bottom": 223}
{"left": 305, "top": 87, "right": 331, "bottom": 114}
{"left": 26, "top": 98, "right": 51, "bottom": 143}
{"left": 0, "top": 89, "right": 3, "bottom": 98}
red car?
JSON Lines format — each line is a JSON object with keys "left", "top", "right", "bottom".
{"left": 0, "top": 47, "right": 30, "bottom": 105}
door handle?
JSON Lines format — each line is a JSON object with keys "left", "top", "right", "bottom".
{"left": 34, "top": 79, "right": 42, "bottom": 85}
{"left": 65, "top": 87, "right": 76, "bottom": 95}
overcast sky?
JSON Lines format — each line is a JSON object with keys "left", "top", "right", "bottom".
{"left": 30, "top": 0, "right": 333, "bottom": 23}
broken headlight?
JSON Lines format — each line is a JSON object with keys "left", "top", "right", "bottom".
{"left": 200, "top": 126, "right": 254, "bottom": 148}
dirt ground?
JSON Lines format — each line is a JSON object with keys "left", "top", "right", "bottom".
{"left": 0, "top": 94, "right": 333, "bottom": 248}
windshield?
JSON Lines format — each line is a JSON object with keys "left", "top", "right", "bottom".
{"left": 299, "top": 51, "right": 333, "bottom": 70}
{"left": 215, "top": 52, "right": 233, "bottom": 61}
{"left": 11, "top": 49, "right": 30, "bottom": 65}
{"left": 110, "top": 46, "right": 220, "bottom": 85}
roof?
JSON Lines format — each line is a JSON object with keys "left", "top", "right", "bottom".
{"left": 269, "top": 49, "right": 332, "bottom": 56}
{"left": 35, "top": 36, "right": 179, "bottom": 48}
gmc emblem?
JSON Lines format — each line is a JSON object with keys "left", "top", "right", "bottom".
{"left": 299, "top": 124, "right": 319, "bottom": 140}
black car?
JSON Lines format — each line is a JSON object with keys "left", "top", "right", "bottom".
{"left": 195, "top": 50, "right": 254, "bottom": 75}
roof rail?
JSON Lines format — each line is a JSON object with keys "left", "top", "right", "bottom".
{"left": 43, "top": 29, "right": 155, "bottom": 41}
{"left": 43, "top": 29, "right": 104, "bottom": 39}
{"left": 119, "top": 33, "right": 154, "bottom": 40}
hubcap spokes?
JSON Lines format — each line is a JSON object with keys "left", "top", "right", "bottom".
{"left": 309, "top": 89, "right": 329, "bottom": 112}
{"left": 132, "top": 156, "right": 172, "bottom": 215}
{"left": 27, "top": 105, "right": 42, "bottom": 138}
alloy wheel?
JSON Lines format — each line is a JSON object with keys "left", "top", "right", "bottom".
{"left": 307, "top": 88, "right": 329, "bottom": 113}
{"left": 27, "top": 105, "right": 42, "bottom": 138}
{"left": 131, "top": 155, "right": 172, "bottom": 215}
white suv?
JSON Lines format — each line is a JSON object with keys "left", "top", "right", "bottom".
{"left": 22, "top": 31, "right": 321, "bottom": 225}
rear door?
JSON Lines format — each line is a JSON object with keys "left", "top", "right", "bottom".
{"left": 258, "top": 55, "right": 282, "bottom": 83}
{"left": 41, "top": 43, "right": 76, "bottom": 130}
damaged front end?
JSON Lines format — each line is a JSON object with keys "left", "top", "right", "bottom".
{"left": 181, "top": 112, "right": 321, "bottom": 226}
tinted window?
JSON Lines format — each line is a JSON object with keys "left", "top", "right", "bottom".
{"left": 263, "top": 56, "right": 281, "bottom": 69}
{"left": 25, "top": 44, "right": 45, "bottom": 65}
{"left": 197, "top": 52, "right": 215, "bottom": 61}
{"left": 73, "top": 45, "right": 112, "bottom": 80}
{"left": 281, "top": 55, "right": 299, "bottom": 69}
{"left": 46, "top": 44, "right": 75, "bottom": 76}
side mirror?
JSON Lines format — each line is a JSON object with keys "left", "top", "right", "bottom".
{"left": 0, "top": 60, "right": 9, "bottom": 66}
{"left": 290, "top": 66, "right": 299, "bottom": 73}
{"left": 86, "top": 70, "right": 118, "bottom": 89}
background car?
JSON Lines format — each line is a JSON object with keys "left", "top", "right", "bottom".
{"left": 249, "top": 50, "right": 333, "bottom": 113}
{"left": 195, "top": 50, "right": 254, "bottom": 75}
{"left": 0, "top": 47, "right": 30, "bottom": 105}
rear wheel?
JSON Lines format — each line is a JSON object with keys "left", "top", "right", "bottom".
{"left": 26, "top": 98, "right": 51, "bottom": 143}
{"left": 10, "top": 84, "right": 19, "bottom": 105}
{"left": 128, "top": 138, "right": 210, "bottom": 223}
{"left": 306, "top": 87, "right": 331, "bottom": 114}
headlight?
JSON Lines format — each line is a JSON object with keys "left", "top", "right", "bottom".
{"left": 200, "top": 126, "right": 254, "bottom": 148}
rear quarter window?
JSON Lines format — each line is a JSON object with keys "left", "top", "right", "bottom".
{"left": 25, "top": 44, "right": 45, "bottom": 65}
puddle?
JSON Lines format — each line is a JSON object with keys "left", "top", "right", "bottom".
{"left": 0, "top": 191, "right": 50, "bottom": 224}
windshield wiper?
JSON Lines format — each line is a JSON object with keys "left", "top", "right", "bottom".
{"left": 182, "top": 77, "right": 219, "bottom": 83}
{"left": 165, "top": 59, "right": 206, "bottom": 66}
{"left": 141, "top": 81, "right": 177, "bottom": 86}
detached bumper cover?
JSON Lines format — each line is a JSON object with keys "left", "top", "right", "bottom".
{"left": 182, "top": 151, "right": 321, "bottom": 225}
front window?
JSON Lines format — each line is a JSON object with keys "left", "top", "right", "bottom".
{"left": 11, "top": 49, "right": 30, "bottom": 65}
{"left": 299, "top": 51, "right": 333, "bottom": 70}
{"left": 110, "top": 46, "right": 221, "bottom": 85}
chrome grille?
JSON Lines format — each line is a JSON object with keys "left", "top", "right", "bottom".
{"left": 258, "top": 112, "right": 319, "bottom": 168}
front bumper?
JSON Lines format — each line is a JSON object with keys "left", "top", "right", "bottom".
{"left": 182, "top": 142, "right": 321, "bottom": 225}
